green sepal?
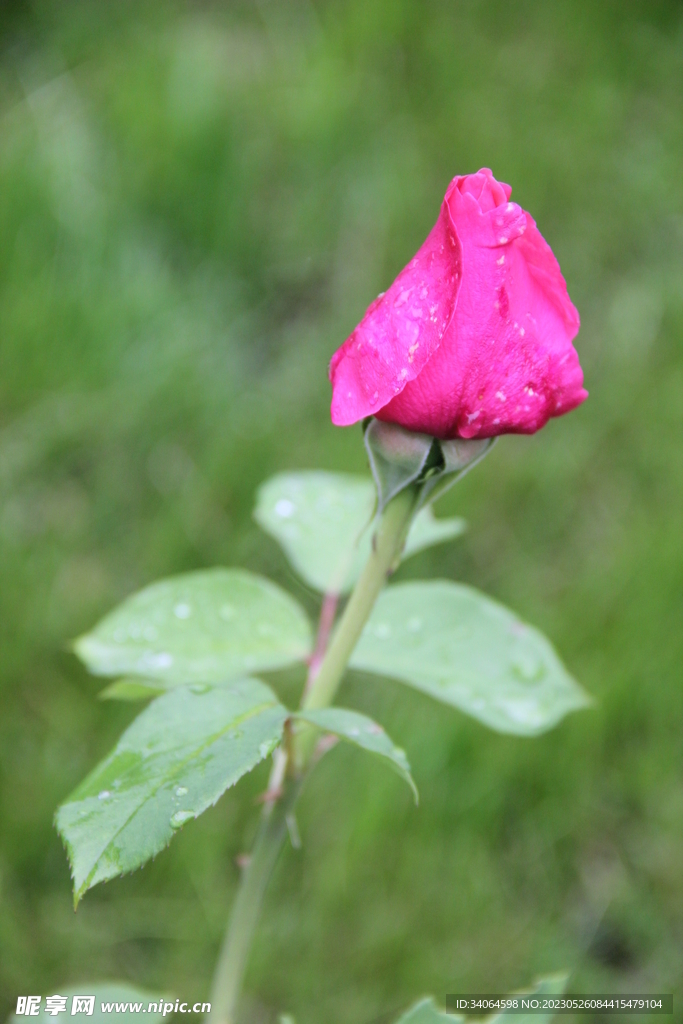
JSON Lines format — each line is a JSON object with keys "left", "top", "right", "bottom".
{"left": 364, "top": 418, "right": 495, "bottom": 514}
{"left": 363, "top": 418, "right": 434, "bottom": 513}
{"left": 417, "top": 435, "right": 496, "bottom": 510}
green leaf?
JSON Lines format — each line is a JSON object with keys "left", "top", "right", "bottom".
{"left": 394, "top": 998, "right": 455, "bottom": 1024}
{"left": 394, "top": 974, "right": 568, "bottom": 1024}
{"left": 405, "top": 505, "right": 466, "bottom": 557}
{"left": 7, "top": 984, "right": 167, "bottom": 1024}
{"left": 294, "top": 707, "right": 418, "bottom": 803}
{"left": 350, "top": 582, "right": 590, "bottom": 736}
{"left": 74, "top": 568, "right": 312, "bottom": 685}
{"left": 254, "top": 471, "right": 465, "bottom": 594}
{"left": 56, "top": 678, "right": 288, "bottom": 904}
{"left": 486, "top": 974, "right": 568, "bottom": 1024}
{"left": 98, "top": 678, "right": 167, "bottom": 701}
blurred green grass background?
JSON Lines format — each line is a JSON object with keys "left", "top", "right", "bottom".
{"left": 1, "top": 1, "right": 682, "bottom": 1020}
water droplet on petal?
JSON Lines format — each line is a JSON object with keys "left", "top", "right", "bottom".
{"left": 175, "top": 786, "right": 188, "bottom": 797}
{"left": 174, "top": 603, "right": 192, "bottom": 619}
{"left": 98, "top": 790, "right": 111, "bottom": 800}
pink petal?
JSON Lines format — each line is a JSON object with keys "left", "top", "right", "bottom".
{"left": 329, "top": 168, "right": 586, "bottom": 439}
{"left": 377, "top": 191, "right": 586, "bottom": 438}
{"left": 329, "top": 199, "right": 462, "bottom": 426}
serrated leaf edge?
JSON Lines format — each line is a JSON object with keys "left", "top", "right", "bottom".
{"left": 294, "top": 708, "right": 419, "bottom": 804}
{"left": 56, "top": 693, "right": 287, "bottom": 905}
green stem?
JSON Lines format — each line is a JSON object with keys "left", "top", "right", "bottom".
{"left": 208, "top": 484, "right": 419, "bottom": 1024}
{"left": 209, "top": 778, "right": 301, "bottom": 1024}
{"left": 295, "top": 484, "right": 420, "bottom": 761}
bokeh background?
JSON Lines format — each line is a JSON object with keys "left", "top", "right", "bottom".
{"left": 1, "top": 1, "right": 682, "bottom": 1020}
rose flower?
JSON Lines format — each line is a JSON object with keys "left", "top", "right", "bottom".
{"left": 330, "top": 168, "right": 587, "bottom": 439}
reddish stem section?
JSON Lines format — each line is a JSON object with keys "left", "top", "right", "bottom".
{"left": 303, "top": 591, "right": 339, "bottom": 699}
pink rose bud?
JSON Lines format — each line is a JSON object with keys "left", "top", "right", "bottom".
{"left": 329, "top": 168, "right": 587, "bottom": 439}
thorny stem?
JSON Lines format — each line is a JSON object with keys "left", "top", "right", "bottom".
{"left": 208, "top": 777, "right": 301, "bottom": 1024}
{"left": 208, "top": 485, "right": 420, "bottom": 1024}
